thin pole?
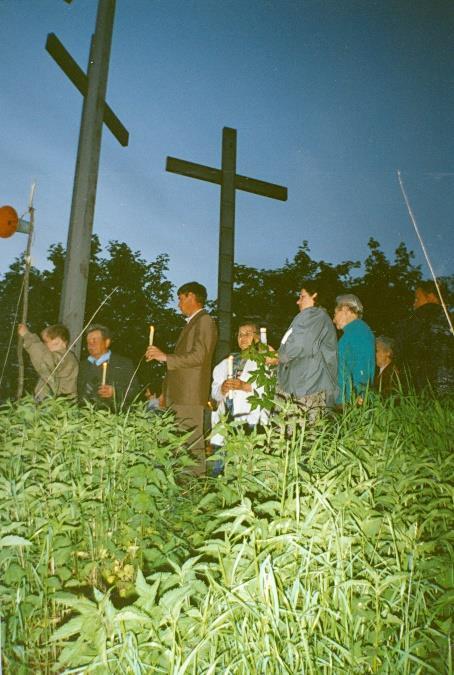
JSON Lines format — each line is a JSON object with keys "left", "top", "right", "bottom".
{"left": 16, "top": 182, "right": 36, "bottom": 398}
{"left": 397, "top": 170, "right": 454, "bottom": 336}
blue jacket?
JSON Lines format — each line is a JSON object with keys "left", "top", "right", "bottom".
{"left": 337, "top": 319, "right": 375, "bottom": 403}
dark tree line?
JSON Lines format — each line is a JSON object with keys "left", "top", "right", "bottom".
{"left": 1, "top": 234, "right": 452, "bottom": 400}
{"left": 229, "top": 237, "right": 445, "bottom": 349}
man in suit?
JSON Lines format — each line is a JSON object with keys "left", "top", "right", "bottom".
{"left": 78, "top": 324, "right": 140, "bottom": 411}
{"left": 146, "top": 282, "right": 218, "bottom": 475}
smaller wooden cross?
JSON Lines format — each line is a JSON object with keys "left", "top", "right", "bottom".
{"left": 167, "top": 127, "right": 287, "bottom": 361}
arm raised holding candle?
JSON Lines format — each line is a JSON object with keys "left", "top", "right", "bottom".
{"left": 146, "top": 345, "right": 167, "bottom": 362}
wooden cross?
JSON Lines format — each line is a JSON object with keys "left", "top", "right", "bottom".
{"left": 46, "top": 0, "right": 128, "bottom": 355}
{"left": 166, "top": 127, "right": 287, "bottom": 361}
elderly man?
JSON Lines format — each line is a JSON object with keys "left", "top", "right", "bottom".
{"left": 78, "top": 324, "right": 140, "bottom": 410}
{"left": 146, "top": 282, "right": 217, "bottom": 475}
{"left": 396, "top": 281, "right": 453, "bottom": 395}
{"left": 375, "top": 336, "right": 400, "bottom": 396}
{"left": 333, "top": 294, "right": 375, "bottom": 404}
{"left": 210, "top": 322, "right": 269, "bottom": 473}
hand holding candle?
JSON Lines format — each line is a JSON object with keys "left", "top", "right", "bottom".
{"left": 227, "top": 355, "right": 234, "bottom": 399}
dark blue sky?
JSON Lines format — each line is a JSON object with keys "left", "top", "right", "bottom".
{"left": 1, "top": 0, "right": 453, "bottom": 302}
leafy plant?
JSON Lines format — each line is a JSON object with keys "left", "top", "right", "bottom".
{"left": 1, "top": 393, "right": 452, "bottom": 673}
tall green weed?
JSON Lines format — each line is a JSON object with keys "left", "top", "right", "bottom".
{"left": 0, "top": 394, "right": 452, "bottom": 673}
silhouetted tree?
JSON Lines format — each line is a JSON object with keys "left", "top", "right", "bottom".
{"left": 351, "top": 238, "right": 422, "bottom": 335}
{"left": 0, "top": 238, "right": 179, "bottom": 400}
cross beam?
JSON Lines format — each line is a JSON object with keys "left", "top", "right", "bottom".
{"left": 166, "top": 127, "right": 287, "bottom": 361}
{"left": 166, "top": 157, "right": 287, "bottom": 201}
{"left": 46, "top": 0, "right": 128, "bottom": 356}
{"left": 46, "top": 33, "right": 128, "bottom": 146}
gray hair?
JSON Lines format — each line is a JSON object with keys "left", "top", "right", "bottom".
{"left": 376, "top": 335, "right": 395, "bottom": 355}
{"left": 335, "top": 294, "right": 364, "bottom": 317}
{"left": 86, "top": 323, "right": 112, "bottom": 340}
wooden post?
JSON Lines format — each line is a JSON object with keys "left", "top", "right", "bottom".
{"left": 16, "top": 185, "right": 36, "bottom": 399}
{"left": 46, "top": 0, "right": 128, "bottom": 356}
{"left": 218, "top": 128, "right": 237, "bottom": 361}
{"left": 166, "top": 127, "right": 287, "bottom": 362}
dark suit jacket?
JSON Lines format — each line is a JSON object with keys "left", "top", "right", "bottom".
{"left": 396, "top": 303, "right": 453, "bottom": 395}
{"left": 164, "top": 310, "right": 217, "bottom": 406}
{"left": 374, "top": 363, "right": 400, "bottom": 397}
{"left": 78, "top": 352, "right": 141, "bottom": 410}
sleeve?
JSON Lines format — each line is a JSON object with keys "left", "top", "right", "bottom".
{"left": 167, "top": 315, "right": 216, "bottom": 370}
{"left": 211, "top": 359, "right": 228, "bottom": 402}
{"left": 23, "top": 333, "right": 60, "bottom": 377}
{"left": 77, "top": 362, "right": 98, "bottom": 402}
{"left": 122, "top": 366, "right": 141, "bottom": 406}
{"left": 278, "top": 315, "right": 314, "bottom": 364}
{"left": 336, "top": 337, "right": 351, "bottom": 403}
{"left": 111, "top": 358, "right": 141, "bottom": 407}
{"left": 351, "top": 337, "right": 375, "bottom": 394}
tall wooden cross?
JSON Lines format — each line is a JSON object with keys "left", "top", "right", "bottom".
{"left": 166, "top": 127, "right": 287, "bottom": 361}
{"left": 46, "top": 0, "right": 128, "bottom": 355}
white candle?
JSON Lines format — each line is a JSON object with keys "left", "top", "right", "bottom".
{"left": 260, "top": 327, "right": 267, "bottom": 344}
{"left": 227, "top": 354, "right": 234, "bottom": 377}
{"left": 101, "top": 361, "right": 108, "bottom": 386}
{"left": 149, "top": 324, "right": 155, "bottom": 346}
{"left": 227, "top": 355, "right": 234, "bottom": 400}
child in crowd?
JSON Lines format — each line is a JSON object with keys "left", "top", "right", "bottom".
{"left": 18, "top": 323, "right": 78, "bottom": 401}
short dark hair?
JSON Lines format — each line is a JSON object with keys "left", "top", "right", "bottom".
{"left": 238, "top": 322, "right": 259, "bottom": 334}
{"left": 300, "top": 280, "right": 325, "bottom": 307}
{"left": 86, "top": 323, "right": 111, "bottom": 340}
{"left": 43, "top": 324, "right": 70, "bottom": 345}
{"left": 177, "top": 282, "right": 207, "bottom": 305}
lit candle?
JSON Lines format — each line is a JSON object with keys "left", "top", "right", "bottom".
{"left": 101, "top": 361, "right": 108, "bottom": 386}
{"left": 227, "top": 354, "right": 234, "bottom": 400}
{"left": 260, "top": 327, "right": 267, "bottom": 344}
{"left": 149, "top": 324, "right": 155, "bottom": 346}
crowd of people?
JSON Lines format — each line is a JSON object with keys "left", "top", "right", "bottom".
{"left": 18, "top": 279, "right": 453, "bottom": 475}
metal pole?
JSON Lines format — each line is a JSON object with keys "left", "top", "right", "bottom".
{"left": 17, "top": 183, "right": 36, "bottom": 399}
{"left": 59, "top": 0, "right": 116, "bottom": 357}
{"left": 216, "top": 127, "right": 237, "bottom": 363}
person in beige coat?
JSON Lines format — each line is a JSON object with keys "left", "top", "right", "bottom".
{"left": 146, "top": 281, "right": 217, "bottom": 474}
{"left": 17, "top": 323, "right": 78, "bottom": 401}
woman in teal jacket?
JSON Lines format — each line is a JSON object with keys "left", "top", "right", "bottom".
{"left": 333, "top": 294, "right": 375, "bottom": 404}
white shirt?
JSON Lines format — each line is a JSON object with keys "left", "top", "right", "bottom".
{"left": 210, "top": 355, "right": 269, "bottom": 446}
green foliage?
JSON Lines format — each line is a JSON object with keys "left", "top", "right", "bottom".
{"left": 0, "top": 236, "right": 178, "bottom": 399}
{"left": 351, "top": 238, "right": 423, "bottom": 334}
{"left": 231, "top": 238, "right": 423, "bottom": 347}
{"left": 0, "top": 397, "right": 192, "bottom": 673}
{"left": 231, "top": 241, "right": 360, "bottom": 346}
{"left": 1, "top": 395, "right": 452, "bottom": 673}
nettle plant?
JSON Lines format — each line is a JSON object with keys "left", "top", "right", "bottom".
{"left": 1, "top": 393, "right": 452, "bottom": 673}
{"left": 0, "top": 397, "right": 196, "bottom": 673}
